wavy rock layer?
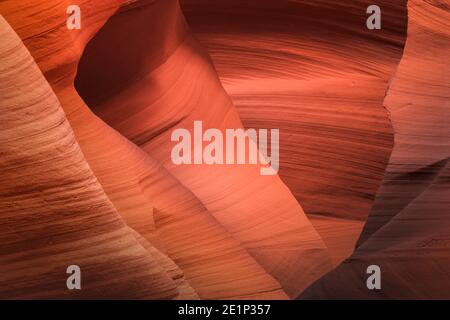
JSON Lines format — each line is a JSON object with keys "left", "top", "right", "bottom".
{"left": 0, "top": 0, "right": 289, "bottom": 299}
{"left": 3, "top": 0, "right": 446, "bottom": 300}
{"left": 0, "top": 16, "right": 179, "bottom": 300}
{"left": 300, "top": 0, "right": 450, "bottom": 299}
{"left": 180, "top": 0, "right": 407, "bottom": 264}
{"left": 75, "top": 0, "right": 332, "bottom": 297}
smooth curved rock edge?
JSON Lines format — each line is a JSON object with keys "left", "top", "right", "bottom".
{"left": 300, "top": 0, "right": 450, "bottom": 299}
{"left": 180, "top": 0, "right": 408, "bottom": 265}
{"left": 74, "top": 0, "right": 332, "bottom": 298}
{"left": 0, "top": 15, "right": 185, "bottom": 300}
{"left": 0, "top": 0, "right": 448, "bottom": 300}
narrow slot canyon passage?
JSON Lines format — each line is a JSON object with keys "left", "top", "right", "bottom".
{"left": 1, "top": 0, "right": 449, "bottom": 301}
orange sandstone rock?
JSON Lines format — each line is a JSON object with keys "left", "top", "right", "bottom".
{"left": 301, "top": 0, "right": 450, "bottom": 299}
{"left": 0, "top": 16, "right": 178, "bottom": 299}
{"left": 75, "top": 0, "right": 333, "bottom": 297}
{"left": 0, "top": 0, "right": 289, "bottom": 299}
{"left": 180, "top": 0, "right": 408, "bottom": 265}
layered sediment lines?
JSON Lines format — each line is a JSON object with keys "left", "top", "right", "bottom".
{"left": 0, "top": 16, "right": 180, "bottom": 299}
{"left": 301, "top": 0, "right": 450, "bottom": 299}
{"left": 75, "top": 0, "right": 332, "bottom": 297}
{"left": 0, "top": 0, "right": 293, "bottom": 299}
{"left": 3, "top": 0, "right": 446, "bottom": 300}
{"left": 180, "top": 0, "right": 407, "bottom": 264}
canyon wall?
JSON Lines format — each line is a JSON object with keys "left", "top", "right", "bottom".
{"left": 180, "top": 0, "right": 407, "bottom": 264}
{"left": 74, "top": 0, "right": 333, "bottom": 297}
{"left": 1, "top": 0, "right": 448, "bottom": 300}
{"left": 301, "top": 0, "right": 450, "bottom": 299}
{"left": 0, "top": 16, "right": 183, "bottom": 299}
{"left": 0, "top": 0, "right": 290, "bottom": 299}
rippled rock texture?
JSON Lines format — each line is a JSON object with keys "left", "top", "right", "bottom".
{"left": 180, "top": 0, "right": 407, "bottom": 265}
{"left": 0, "top": 0, "right": 288, "bottom": 300}
{"left": 0, "top": 0, "right": 448, "bottom": 299}
{"left": 300, "top": 0, "right": 450, "bottom": 299}
{"left": 0, "top": 15, "right": 182, "bottom": 299}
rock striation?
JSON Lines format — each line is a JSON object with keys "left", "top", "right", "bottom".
{"left": 300, "top": 0, "right": 450, "bottom": 299}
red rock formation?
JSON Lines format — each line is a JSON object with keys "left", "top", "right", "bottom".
{"left": 75, "top": 0, "right": 332, "bottom": 297}
{"left": 0, "top": 0, "right": 289, "bottom": 299}
{"left": 0, "top": 16, "right": 180, "bottom": 299}
{"left": 180, "top": 0, "right": 408, "bottom": 265}
{"left": 300, "top": 0, "right": 450, "bottom": 299}
{"left": 2, "top": 0, "right": 447, "bottom": 300}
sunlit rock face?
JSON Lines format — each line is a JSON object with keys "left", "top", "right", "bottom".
{"left": 74, "top": 0, "right": 332, "bottom": 297}
{"left": 1, "top": 0, "right": 448, "bottom": 300}
{"left": 0, "top": 16, "right": 181, "bottom": 299}
{"left": 300, "top": 0, "right": 450, "bottom": 299}
{"left": 0, "top": 0, "right": 290, "bottom": 299}
{"left": 179, "top": 0, "right": 407, "bottom": 265}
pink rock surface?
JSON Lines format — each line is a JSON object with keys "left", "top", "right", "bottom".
{"left": 301, "top": 0, "right": 450, "bottom": 299}
{"left": 0, "top": 16, "right": 180, "bottom": 299}
{"left": 75, "top": 0, "right": 333, "bottom": 297}
{"left": 0, "top": 0, "right": 290, "bottom": 299}
{"left": 1, "top": 0, "right": 448, "bottom": 300}
{"left": 180, "top": 0, "right": 407, "bottom": 265}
